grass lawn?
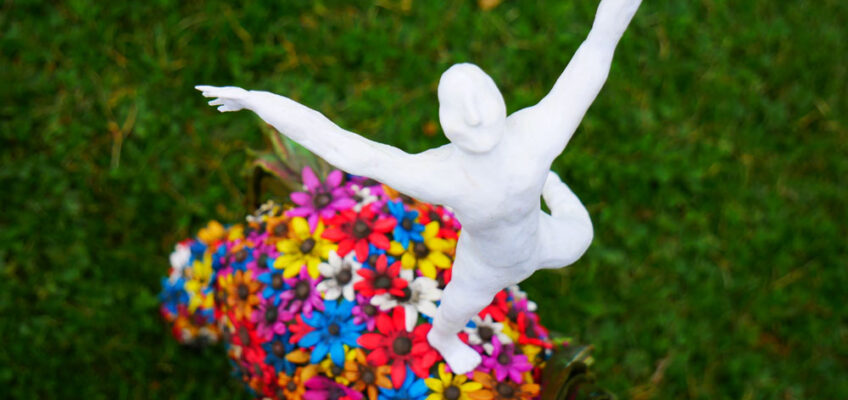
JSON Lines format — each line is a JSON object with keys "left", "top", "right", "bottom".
{"left": 1, "top": 0, "right": 845, "bottom": 398}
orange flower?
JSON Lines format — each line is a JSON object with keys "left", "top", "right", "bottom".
{"left": 218, "top": 270, "right": 261, "bottom": 321}
{"left": 340, "top": 348, "right": 393, "bottom": 400}
{"left": 277, "top": 365, "right": 320, "bottom": 400}
{"left": 468, "top": 371, "right": 539, "bottom": 400}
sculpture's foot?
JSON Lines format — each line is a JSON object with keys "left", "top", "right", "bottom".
{"left": 427, "top": 330, "right": 482, "bottom": 374}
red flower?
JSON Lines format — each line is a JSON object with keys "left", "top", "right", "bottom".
{"left": 516, "top": 312, "right": 553, "bottom": 349}
{"left": 357, "top": 308, "right": 441, "bottom": 388}
{"left": 478, "top": 290, "right": 509, "bottom": 321}
{"left": 323, "top": 207, "right": 395, "bottom": 261}
{"left": 353, "top": 254, "right": 408, "bottom": 298}
{"left": 287, "top": 314, "right": 314, "bottom": 345}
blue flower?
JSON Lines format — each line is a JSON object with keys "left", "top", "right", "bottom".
{"left": 159, "top": 276, "right": 188, "bottom": 315}
{"left": 378, "top": 367, "right": 429, "bottom": 400}
{"left": 189, "top": 240, "right": 207, "bottom": 261}
{"left": 257, "top": 268, "right": 288, "bottom": 305}
{"left": 298, "top": 299, "right": 364, "bottom": 366}
{"left": 230, "top": 244, "right": 255, "bottom": 271}
{"left": 262, "top": 333, "right": 296, "bottom": 374}
{"left": 387, "top": 200, "right": 424, "bottom": 249}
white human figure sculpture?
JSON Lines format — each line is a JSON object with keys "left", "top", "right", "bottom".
{"left": 198, "top": 0, "right": 641, "bottom": 373}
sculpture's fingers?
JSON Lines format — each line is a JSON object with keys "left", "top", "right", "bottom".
{"left": 194, "top": 85, "right": 218, "bottom": 92}
{"left": 208, "top": 99, "right": 224, "bottom": 106}
{"left": 218, "top": 105, "right": 238, "bottom": 112}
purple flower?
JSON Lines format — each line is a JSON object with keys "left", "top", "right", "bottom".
{"left": 252, "top": 299, "right": 286, "bottom": 340}
{"left": 480, "top": 337, "right": 533, "bottom": 383}
{"left": 278, "top": 267, "right": 324, "bottom": 320}
{"left": 351, "top": 293, "right": 379, "bottom": 331}
{"left": 286, "top": 167, "right": 355, "bottom": 231}
{"left": 303, "top": 376, "right": 363, "bottom": 400}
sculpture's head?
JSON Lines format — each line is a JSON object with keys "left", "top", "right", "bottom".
{"left": 438, "top": 63, "right": 507, "bottom": 153}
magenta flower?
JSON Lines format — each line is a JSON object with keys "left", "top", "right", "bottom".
{"left": 303, "top": 376, "right": 363, "bottom": 400}
{"left": 286, "top": 167, "right": 355, "bottom": 231}
{"left": 480, "top": 337, "right": 533, "bottom": 383}
{"left": 351, "top": 293, "right": 379, "bottom": 331}
{"left": 278, "top": 267, "right": 324, "bottom": 320}
{"left": 252, "top": 299, "right": 286, "bottom": 340}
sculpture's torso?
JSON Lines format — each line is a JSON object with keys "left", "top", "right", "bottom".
{"left": 441, "top": 129, "right": 550, "bottom": 272}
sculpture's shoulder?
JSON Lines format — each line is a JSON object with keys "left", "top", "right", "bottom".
{"left": 416, "top": 143, "right": 457, "bottom": 164}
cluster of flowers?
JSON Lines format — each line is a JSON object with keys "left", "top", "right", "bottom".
{"left": 161, "top": 167, "right": 554, "bottom": 400}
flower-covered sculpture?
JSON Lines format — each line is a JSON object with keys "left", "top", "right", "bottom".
{"left": 160, "top": 168, "right": 560, "bottom": 399}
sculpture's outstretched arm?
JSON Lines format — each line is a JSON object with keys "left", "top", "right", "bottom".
{"left": 509, "top": 0, "right": 641, "bottom": 161}
{"left": 196, "top": 86, "right": 454, "bottom": 205}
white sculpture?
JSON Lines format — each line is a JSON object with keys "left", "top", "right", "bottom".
{"left": 197, "top": 0, "right": 641, "bottom": 374}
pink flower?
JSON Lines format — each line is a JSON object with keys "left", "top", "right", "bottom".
{"left": 286, "top": 167, "right": 355, "bottom": 231}
{"left": 479, "top": 337, "right": 533, "bottom": 383}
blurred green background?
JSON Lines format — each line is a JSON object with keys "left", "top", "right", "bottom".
{"left": 2, "top": 0, "right": 846, "bottom": 398}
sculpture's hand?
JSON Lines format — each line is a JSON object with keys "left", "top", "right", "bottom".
{"left": 591, "top": 0, "right": 642, "bottom": 42}
{"left": 195, "top": 85, "right": 251, "bottom": 112}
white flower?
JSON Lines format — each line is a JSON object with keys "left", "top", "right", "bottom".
{"left": 168, "top": 243, "right": 191, "bottom": 283}
{"left": 464, "top": 314, "right": 512, "bottom": 354}
{"left": 507, "top": 284, "right": 537, "bottom": 312}
{"left": 350, "top": 184, "right": 378, "bottom": 212}
{"left": 371, "top": 276, "right": 442, "bottom": 332}
{"left": 316, "top": 250, "right": 362, "bottom": 301}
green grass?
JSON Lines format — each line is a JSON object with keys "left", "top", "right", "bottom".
{"left": 2, "top": 0, "right": 846, "bottom": 398}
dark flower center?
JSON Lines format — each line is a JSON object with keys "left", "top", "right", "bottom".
{"left": 413, "top": 242, "right": 429, "bottom": 258}
{"left": 362, "top": 178, "right": 378, "bottom": 187}
{"left": 401, "top": 218, "right": 413, "bottom": 231}
{"left": 353, "top": 193, "right": 363, "bottom": 203}
{"left": 235, "top": 248, "right": 248, "bottom": 262}
{"left": 257, "top": 254, "right": 269, "bottom": 270}
{"left": 238, "top": 326, "right": 250, "bottom": 345}
{"left": 496, "top": 382, "right": 515, "bottom": 398}
{"left": 507, "top": 307, "right": 518, "bottom": 321}
{"left": 478, "top": 326, "right": 495, "bottom": 342}
{"left": 286, "top": 381, "right": 297, "bottom": 392}
{"left": 428, "top": 210, "right": 441, "bottom": 223}
{"left": 395, "top": 287, "right": 412, "bottom": 302}
{"left": 361, "top": 368, "right": 375, "bottom": 384}
{"left": 327, "top": 385, "right": 346, "bottom": 400}
{"left": 273, "top": 223, "right": 287, "bottom": 237}
{"left": 330, "top": 364, "right": 343, "bottom": 376}
{"left": 498, "top": 352, "right": 512, "bottom": 365}
{"left": 444, "top": 385, "right": 461, "bottom": 400}
{"left": 336, "top": 268, "right": 352, "bottom": 285}
{"left": 327, "top": 323, "right": 341, "bottom": 336}
{"left": 392, "top": 336, "right": 413, "bottom": 356}
{"left": 237, "top": 284, "right": 250, "bottom": 300}
{"left": 271, "top": 274, "right": 284, "bottom": 290}
{"left": 373, "top": 275, "right": 392, "bottom": 290}
{"left": 352, "top": 220, "right": 370, "bottom": 239}
{"left": 367, "top": 254, "right": 380, "bottom": 266}
{"left": 272, "top": 341, "right": 286, "bottom": 358}
{"left": 313, "top": 192, "right": 332, "bottom": 209}
{"left": 363, "top": 304, "right": 377, "bottom": 316}
{"left": 265, "top": 307, "right": 278, "bottom": 323}
{"left": 294, "top": 280, "right": 311, "bottom": 300}
{"left": 524, "top": 321, "right": 537, "bottom": 338}
{"left": 299, "top": 238, "right": 316, "bottom": 254}
{"left": 400, "top": 194, "right": 415, "bottom": 204}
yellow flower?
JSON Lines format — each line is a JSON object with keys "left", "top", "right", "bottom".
{"left": 189, "top": 252, "right": 213, "bottom": 284}
{"left": 389, "top": 221, "right": 453, "bottom": 279}
{"left": 425, "top": 363, "right": 483, "bottom": 400}
{"left": 184, "top": 278, "right": 213, "bottom": 313}
{"left": 275, "top": 217, "right": 336, "bottom": 278}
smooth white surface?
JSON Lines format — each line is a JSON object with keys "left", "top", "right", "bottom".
{"left": 198, "top": 0, "right": 641, "bottom": 373}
